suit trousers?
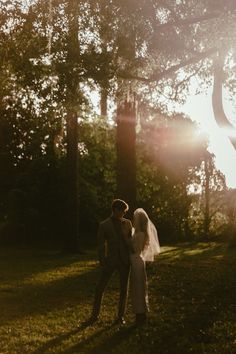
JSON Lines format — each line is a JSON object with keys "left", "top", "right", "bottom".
{"left": 92, "top": 261, "right": 130, "bottom": 319}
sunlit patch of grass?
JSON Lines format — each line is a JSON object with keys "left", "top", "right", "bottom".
{"left": 21, "top": 260, "right": 97, "bottom": 286}
{"left": 159, "top": 242, "right": 227, "bottom": 261}
{"left": 0, "top": 242, "right": 235, "bottom": 354}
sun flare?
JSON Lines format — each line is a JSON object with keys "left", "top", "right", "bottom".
{"left": 183, "top": 92, "right": 236, "bottom": 188}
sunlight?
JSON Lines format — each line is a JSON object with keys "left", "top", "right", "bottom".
{"left": 220, "top": 126, "right": 236, "bottom": 138}
{"left": 12, "top": 261, "right": 96, "bottom": 289}
{"left": 183, "top": 91, "right": 236, "bottom": 188}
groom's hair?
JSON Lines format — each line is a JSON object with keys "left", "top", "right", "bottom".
{"left": 112, "top": 199, "right": 129, "bottom": 212}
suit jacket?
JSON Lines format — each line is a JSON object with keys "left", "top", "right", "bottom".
{"left": 97, "top": 217, "right": 133, "bottom": 266}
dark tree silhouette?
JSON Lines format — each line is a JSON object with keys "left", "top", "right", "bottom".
{"left": 64, "top": 0, "right": 80, "bottom": 252}
{"left": 116, "top": 99, "right": 136, "bottom": 215}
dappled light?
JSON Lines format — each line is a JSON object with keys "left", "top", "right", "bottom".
{"left": 160, "top": 242, "right": 226, "bottom": 260}
{"left": 0, "top": 244, "right": 236, "bottom": 353}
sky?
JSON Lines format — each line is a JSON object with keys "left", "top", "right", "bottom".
{"left": 182, "top": 89, "right": 236, "bottom": 188}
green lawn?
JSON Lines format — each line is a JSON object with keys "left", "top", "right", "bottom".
{"left": 0, "top": 242, "right": 236, "bottom": 354}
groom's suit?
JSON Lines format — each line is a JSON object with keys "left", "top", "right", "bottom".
{"left": 92, "top": 216, "right": 133, "bottom": 319}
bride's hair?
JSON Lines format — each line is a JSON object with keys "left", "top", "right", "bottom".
{"left": 134, "top": 209, "right": 150, "bottom": 248}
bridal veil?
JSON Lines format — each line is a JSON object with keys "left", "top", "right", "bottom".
{"left": 133, "top": 208, "right": 161, "bottom": 262}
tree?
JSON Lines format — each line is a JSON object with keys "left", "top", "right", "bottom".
{"left": 201, "top": 151, "right": 227, "bottom": 239}
{"left": 225, "top": 189, "right": 236, "bottom": 246}
{"left": 64, "top": 0, "right": 80, "bottom": 252}
{"left": 78, "top": 114, "right": 116, "bottom": 233}
{"left": 116, "top": 99, "right": 136, "bottom": 214}
{"left": 86, "top": 0, "right": 236, "bottom": 211}
{"left": 2, "top": 0, "right": 236, "bottom": 247}
{"left": 212, "top": 53, "right": 236, "bottom": 150}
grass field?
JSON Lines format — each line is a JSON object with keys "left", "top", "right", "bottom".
{"left": 0, "top": 242, "right": 236, "bottom": 354}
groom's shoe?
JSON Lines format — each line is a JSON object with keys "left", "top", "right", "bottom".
{"left": 113, "top": 317, "right": 126, "bottom": 325}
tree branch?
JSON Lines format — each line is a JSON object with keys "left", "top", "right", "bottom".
{"left": 118, "top": 47, "right": 217, "bottom": 83}
{"left": 212, "top": 54, "right": 236, "bottom": 150}
{"left": 155, "top": 12, "right": 219, "bottom": 31}
{"left": 172, "top": 65, "right": 203, "bottom": 101}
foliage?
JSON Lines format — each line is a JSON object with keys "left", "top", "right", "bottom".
{"left": 0, "top": 105, "right": 229, "bottom": 246}
{"left": 78, "top": 115, "right": 116, "bottom": 233}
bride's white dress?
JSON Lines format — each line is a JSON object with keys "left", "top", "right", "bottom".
{"left": 130, "top": 231, "right": 149, "bottom": 314}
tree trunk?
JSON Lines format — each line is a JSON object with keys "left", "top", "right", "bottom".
{"left": 100, "top": 86, "right": 108, "bottom": 117}
{"left": 64, "top": 0, "right": 80, "bottom": 252}
{"left": 203, "top": 153, "right": 210, "bottom": 239}
{"left": 212, "top": 54, "right": 236, "bottom": 149}
{"left": 65, "top": 108, "right": 79, "bottom": 252}
{"left": 116, "top": 99, "right": 136, "bottom": 216}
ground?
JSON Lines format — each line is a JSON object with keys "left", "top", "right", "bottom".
{"left": 0, "top": 242, "right": 236, "bottom": 354}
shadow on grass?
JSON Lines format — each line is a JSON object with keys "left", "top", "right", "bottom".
{"left": 0, "top": 247, "right": 96, "bottom": 283}
{"left": 32, "top": 329, "right": 80, "bottom": 354}
{"left": 86, "top": 325, "right": 137, "bottom": 354}
{"left": 0, "top": 265, "right": 99, "bottom": 324}
{"left": 0, "top": 247, "right": 99, "bottom": 324}
{"left": 31, "top": 322, "right": 134, "bottom": 354}
{"left": 57, "top": 324, "right": 136, "bottom": 354}
{"left": 32, "top": 322, "right": 111, "bottom": 354}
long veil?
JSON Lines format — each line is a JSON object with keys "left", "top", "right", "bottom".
{"left": 142, "top": 219, "right": 161, "bottom": 262}
{"left": 134, "top": 208, "right": 161, "bottom": 262}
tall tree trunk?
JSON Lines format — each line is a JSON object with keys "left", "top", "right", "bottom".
{"left": 203, "top": 153, "right": 210, "bottom": 239}
{"left": 64, "top": 0, "right": 80, "bottom": 252}
{"left": 212, "top": 53, "right": 236, "bottom": 149}
{"left": 116, "top": 98, "right": 136, "bottom": 215}
{"left": 65, "top": 108, "right": 79, "bottom": 252}
{"left": 116, "top": 29, "right": 137, "bottom": 216}
{"left": 100, "top": 86, "right": 108, "bottom": 117}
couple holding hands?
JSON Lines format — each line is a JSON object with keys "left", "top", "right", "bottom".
{"left": 88, "top": 199, "right": 160, "bottom": 327}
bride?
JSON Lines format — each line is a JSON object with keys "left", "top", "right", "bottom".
{"left": 130, "top": 208, "right": 160, "bottom": 326}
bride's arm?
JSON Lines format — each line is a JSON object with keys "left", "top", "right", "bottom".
{"left": 123, "top": 220, "right": 135, "bottom": 253}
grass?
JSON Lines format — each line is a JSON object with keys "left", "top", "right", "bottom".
{"left": 0, "top": 242, "right": 236, "bottom": 354}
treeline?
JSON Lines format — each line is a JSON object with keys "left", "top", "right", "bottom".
{"left": 0, "top": 1, "right": 236, "bottom": 249}
{"left": 0, "top": 110, "right": 233, "bottom": 247}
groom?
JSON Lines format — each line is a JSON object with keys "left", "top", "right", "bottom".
{"left": 89, "top": 199, "right": 133, "bottom": 325}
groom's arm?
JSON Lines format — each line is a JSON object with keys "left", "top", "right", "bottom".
{"left": 97, "top": 223, "right": 107, "bottom": 266}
